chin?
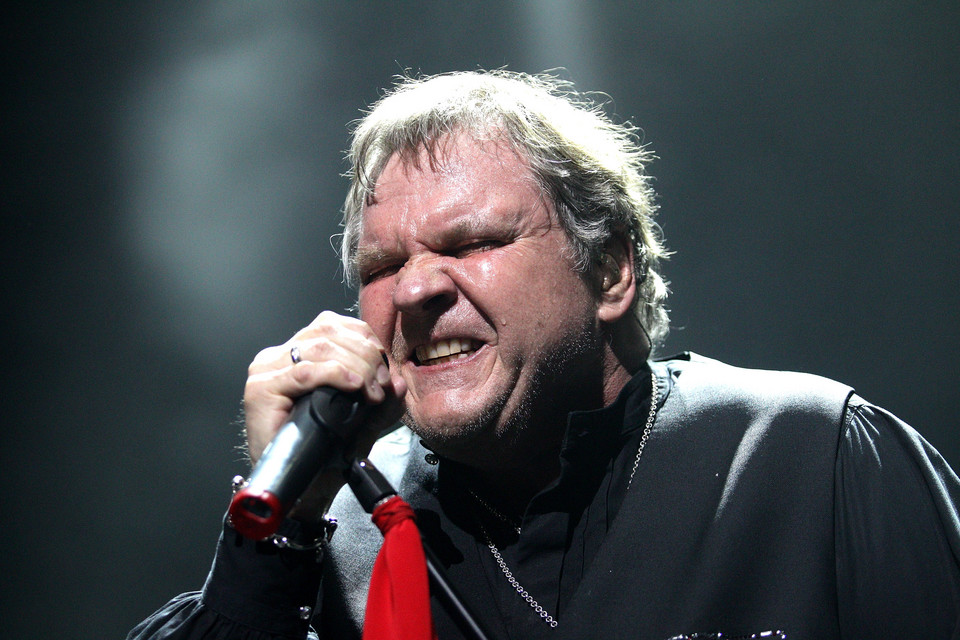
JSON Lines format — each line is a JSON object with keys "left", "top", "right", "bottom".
{"left": 403, "top": 403, "right": 502, "bottom": 454}
{"left": 402, "top": 388, "right": 537, "bottom": 462}
{"left": 403, "top": 408, "right": 486, "bottom": 441}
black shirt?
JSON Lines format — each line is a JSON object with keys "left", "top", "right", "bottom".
{"left": 128, "top": 355, "right": 960, "bottom": 639}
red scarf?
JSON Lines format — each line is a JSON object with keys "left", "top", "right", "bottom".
{"left": 362, "top": 496, "right": 438, "bottom": 640}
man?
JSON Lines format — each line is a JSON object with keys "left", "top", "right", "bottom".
{"left": 129, "top": 71, "right": 960, "bottom": 639}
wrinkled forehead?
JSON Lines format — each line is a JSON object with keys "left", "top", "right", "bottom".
{"left": 376, "top": 134, "right": 544, "bottom": 212}
{"left": 367, "top": 129, "right": 529, "bottom": 196}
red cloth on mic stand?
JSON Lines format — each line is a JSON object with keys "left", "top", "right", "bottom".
{"left": 362, "top": 495, "right": 438, "bottom": 640}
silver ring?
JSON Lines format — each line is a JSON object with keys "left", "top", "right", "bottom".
{"left": 290, "top": 345, "right": 302, "bottom": 364}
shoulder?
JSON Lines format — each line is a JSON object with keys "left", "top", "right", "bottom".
{"left": 655, "top": 352, "right": 854, "bottom": 424}
{"left": 833, "top": 396, "right": 960, "bottom": 632}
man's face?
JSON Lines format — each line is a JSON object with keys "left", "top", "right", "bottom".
{"left": 356, "top": 135, "right": 604, "bottom": 456}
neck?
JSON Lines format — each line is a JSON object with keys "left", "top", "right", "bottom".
{"left": 432, "top": 393, "right": 566, "bottom": 517}
{"left": 457, "top": 336, "right": 651, "bottom": 517}
{"left": 453, "top": 447, "right": 561, "bottom": 521}
{"left": 602, "top": 315, "right": 649, "bottom": 403}
{"left": 434, "top": 320, "right": 651, "bottom": 517}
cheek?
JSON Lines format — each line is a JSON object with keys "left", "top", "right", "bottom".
{"left": 468, "top": 245, "right": 544, "bottom": 288}
{"left": 358, "top": 283, "right": 396, "bottom": 340}
{"left": 466, "top": 251, "right": 595, "bottom": 336}
{"left": 473, "top": 259, "right": 497, "bottom": 283}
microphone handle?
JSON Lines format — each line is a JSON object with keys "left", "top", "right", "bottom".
{"left": 228, "top": 387, "right": 366, "bottom": 540}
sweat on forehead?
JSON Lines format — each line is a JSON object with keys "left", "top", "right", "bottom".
{"left": 356, "top": 136, "right": 548, "bottom": 253}
{"left": 363, "top": 132, "right": 537, "bottom": 206}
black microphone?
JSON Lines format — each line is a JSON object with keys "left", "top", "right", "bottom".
{"left": 228, "top": 386, "right": 367, "bottom": 540}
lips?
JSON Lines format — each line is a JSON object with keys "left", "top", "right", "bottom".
{"left": 414, "top": 338, "right": 481, "bottom": 366}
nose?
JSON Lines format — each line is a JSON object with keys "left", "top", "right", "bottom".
{"left": 392, "top": 255, "right": 457, "bottom": 315}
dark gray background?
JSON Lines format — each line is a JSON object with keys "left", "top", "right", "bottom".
{"left": 4, "top": 2, "right": 958, "bottom": 638}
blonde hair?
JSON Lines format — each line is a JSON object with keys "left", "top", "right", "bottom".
{"left": 341, "top": 70, "right": 670, "bottom": 347}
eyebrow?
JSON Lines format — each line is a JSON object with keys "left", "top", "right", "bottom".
{"left": 353, "top": 245, "right": 390, "bottom": 274}
{"left": 436, "top": 215, "right": 489, "bottom": 244}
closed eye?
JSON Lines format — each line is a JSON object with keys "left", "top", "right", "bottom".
{"left": 360, "top": 263, "right": 401, "bottom": 285}
{"left": 452, "top": 239, "right": 507, "bottom": 258}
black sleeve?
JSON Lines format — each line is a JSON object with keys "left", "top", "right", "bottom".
{"left": 126, "top": 518, "right": 324, "bottom": 640}
{"left": 835, "top": 396, "right": 960, "bottom": 637}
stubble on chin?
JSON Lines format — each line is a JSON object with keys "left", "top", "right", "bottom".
{"left": 400, "top": 386, "right": 529, "bottom": 465}
{"left": 403, "top": 340, "right": 598, "bottom": 464}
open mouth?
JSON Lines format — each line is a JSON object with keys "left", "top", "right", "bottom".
{"left": 414, "top": 338, "right": 481, "bottom": 366}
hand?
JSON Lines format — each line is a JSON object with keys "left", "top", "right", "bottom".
{"left": 243, "top": 311, "right": 406, "bottom": 520}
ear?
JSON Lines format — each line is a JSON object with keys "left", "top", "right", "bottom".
{"left": 597, "top": 237, "right": 636, "bottom": 324}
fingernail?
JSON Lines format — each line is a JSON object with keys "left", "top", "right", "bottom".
{"left": 376, "top": 363, "right": 391, "bottom": 385}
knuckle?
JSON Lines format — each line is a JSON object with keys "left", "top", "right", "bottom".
{"left": 289, "top": 361, "right": 315, "bottom": 386}
{"left": 300, "top": 335, "right": 335, "bottom": 361}
{"left": 329, "top": 360, "right": 361, "bottom": 384}
{"left": 313, "top": 310, "right": 344, "bottom": 332}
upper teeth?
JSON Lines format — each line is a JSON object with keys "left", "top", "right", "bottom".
{"left": 416, "top": 338, "right": 478, "bottom": 364}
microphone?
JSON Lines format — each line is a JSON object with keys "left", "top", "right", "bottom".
{"left": 228, "top": 386, "right": 368, "bottom": 540}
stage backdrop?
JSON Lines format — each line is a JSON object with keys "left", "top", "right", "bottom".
{"left": 4, "top": 2, "right": 958, "bottom": 638}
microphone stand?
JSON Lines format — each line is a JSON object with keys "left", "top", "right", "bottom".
{"left": 346, "top": 458, "right": 496, "bottom": 640}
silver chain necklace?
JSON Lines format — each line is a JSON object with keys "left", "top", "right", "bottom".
{"left": 477, "top": 519, "right": 559, "bottom": 628}
{"left": 472, "top": 372, "right": 660, "bottom": 629}
{"left": 469, "top": 490, "right": 521, "bottom": 534}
